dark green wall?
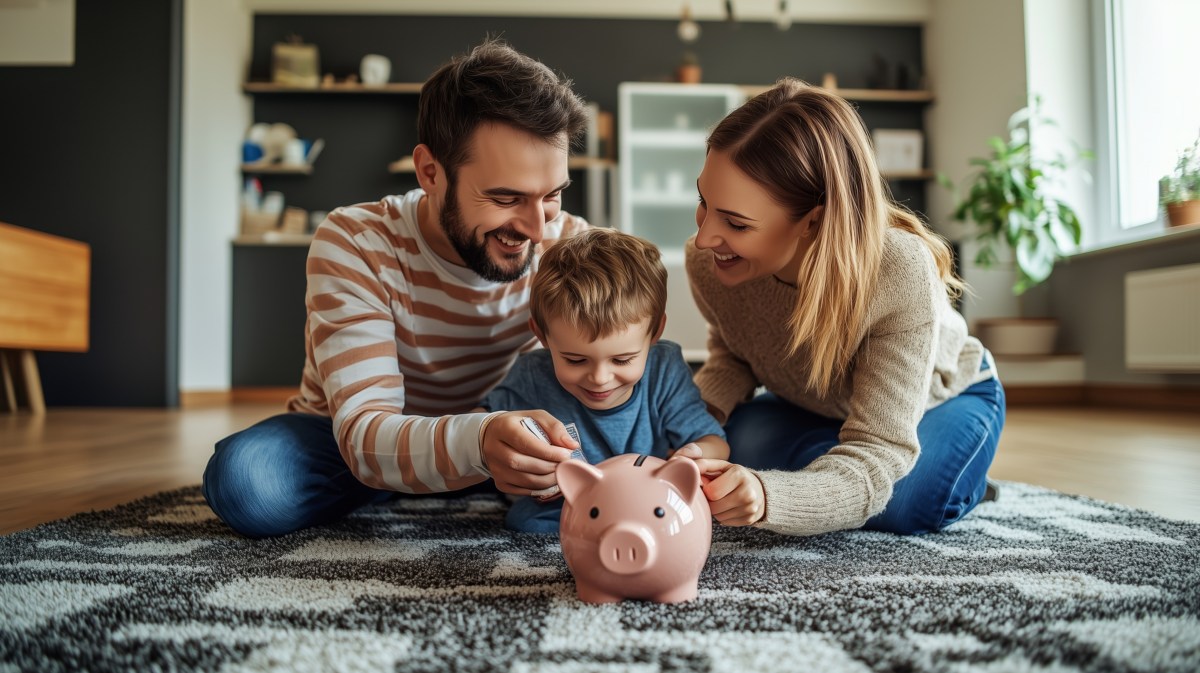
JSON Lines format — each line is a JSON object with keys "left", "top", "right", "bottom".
{"left": 234, "top": 14, "right": 927, "bottom": 386}
{"left": 0, "top": 0, "right": 182, "bottom": 406}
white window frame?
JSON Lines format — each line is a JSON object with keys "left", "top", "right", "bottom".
{"left": 1089, "top": 0, "right": 1199, "bottom": 248}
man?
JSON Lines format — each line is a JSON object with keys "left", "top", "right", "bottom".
{"left": 204, "top": 40, "right": 589, "bottom": 538}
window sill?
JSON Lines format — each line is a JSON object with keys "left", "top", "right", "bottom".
{"left": 1069, "top": 222, "right": 1200, "bottom": 261}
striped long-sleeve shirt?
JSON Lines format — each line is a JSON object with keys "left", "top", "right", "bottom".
{"left": 286, "top": 189, "right": 587, "bottom": 492}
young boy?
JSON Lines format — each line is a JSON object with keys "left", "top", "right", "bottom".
{"left": 478, "top": 228, "right": 729, "bottom": 533}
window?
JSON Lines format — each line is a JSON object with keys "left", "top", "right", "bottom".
{"left": 1100, "top": 0, "right": 1200, "bottom": 233}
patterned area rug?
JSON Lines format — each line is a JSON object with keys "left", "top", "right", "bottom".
{"left": 2, "top": 482, "right": 1198, "bottom": 673}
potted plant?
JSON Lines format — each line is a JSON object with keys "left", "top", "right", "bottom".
{"left": 940, "top": 98, "right": 1091, "bottom": 355}
{"left": 1160, "top": 133, "right": 1200, "bottom": 228}
{"left": 676, "top": 51, "right": 702, "bottom": 84}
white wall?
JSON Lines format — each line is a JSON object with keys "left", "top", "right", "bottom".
{"left": 925, "top": 0, "right": 1029, "bottom": 324}
{"left": 0, "top": 0, "right": 74, "bottom": 65}
{"left": 180, "top": 0, "right": 252, "bottom": 392}
{"left": 1024, "top": 0, "right": 1095, "bottom": 253}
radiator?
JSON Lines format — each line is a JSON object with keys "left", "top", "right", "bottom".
{"left": 1125, "top": 263, "right": 1200, "bottom": 372}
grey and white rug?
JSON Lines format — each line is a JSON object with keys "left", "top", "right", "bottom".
{"left": 2, "top": 482, "right": 1198, "bottom": 673}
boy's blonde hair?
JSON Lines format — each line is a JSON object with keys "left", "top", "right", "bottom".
{"left": 531, "top": 228, "right": 667, "bottom": 341}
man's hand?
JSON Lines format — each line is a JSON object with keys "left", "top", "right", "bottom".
{"left": 693, "top": 459, "right": 766, "bottom": 527}
{"left": 481, "top": 411, "right": 577, "bottom": 495}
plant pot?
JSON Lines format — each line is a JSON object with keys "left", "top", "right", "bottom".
{"left": 975, "top": 318, "right": 1059, "bottom": 356}
{"left": 676, "top": 64, "right": 702, "bottom": 84}
{"left": 1165, "top": 200, "right": 1200, "bottom": 228}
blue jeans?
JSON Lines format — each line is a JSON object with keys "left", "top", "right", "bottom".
{"left": 203, "top": 413, "right": 398, "bottom": 538}
{"left": 724, "top": 375, "right": 1005, "bottom": 535}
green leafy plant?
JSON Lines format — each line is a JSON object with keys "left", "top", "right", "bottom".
{"left": 1159, "top": 133, "right": 1200, "bottom": 205}
{"left": 940, "top": 99, "right": 1091, "bottom": 295}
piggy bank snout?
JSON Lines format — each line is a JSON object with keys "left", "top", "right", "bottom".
{"left": 598, "top": 523, "right": 657, "bottom": 575}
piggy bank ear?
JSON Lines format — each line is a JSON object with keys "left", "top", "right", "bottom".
{"left": 556, "top": 460, "right": 603, "bottom": 503}
{"left": 654, "top": 456, "right": 701, "bottom": 498}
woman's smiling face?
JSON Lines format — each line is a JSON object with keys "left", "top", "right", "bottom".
{"left": 694, "top": 149, "right": 821, "bottom": 287}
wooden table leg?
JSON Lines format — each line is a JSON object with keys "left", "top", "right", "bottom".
{"left": 1, "top": 350, "right": 17, "bottom": 414}
{"left": 18, "top": 350, "right": 46, "bottom": 415}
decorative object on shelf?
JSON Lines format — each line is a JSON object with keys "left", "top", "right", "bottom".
{"left": 973, "top": 318, "right": 1060, "bottom": 357}
{"left": 676, "top": 51, "right": 701, "bottom": 84}
{"left": 360, "top": 54, "right": 392, "bottom": 87}
{"left": 271, "top": 35, "right": 320, "bottom": 88}
{"left": 940, "top": 97, "right": 1091, "bottom": 295}
{"left": 677, "top": 1, "right": 700, "bottom": 43}
{"left": 775, "top": 0, "right": 792, "bottom": 30}
{"left": 866, "top": 52, "right": 890, "bottom": 89}
{"left": 280, "top": 207, "right": 308, "bottom": 234}
{"left": 260, "top": 123, "right": 297, "bottom": 164}
{"left": 872, "top": 129, "right": 923, "bottom": 173}
{"left": 283, "top": 138, "right": 310, "bottom": 165}
{"left": 305, "top": 138, "right": 325, "bottom": 165}
{"left": 1160, "top": 131, "right": 1200, "bottom": 228}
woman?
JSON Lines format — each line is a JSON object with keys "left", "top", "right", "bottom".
{"left": 686, "top": 78, "right": 1004, "bottom": 536}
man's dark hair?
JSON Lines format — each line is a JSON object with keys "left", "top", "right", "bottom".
{"left": 418, "top": 38, "right": 589, "bottom": 179}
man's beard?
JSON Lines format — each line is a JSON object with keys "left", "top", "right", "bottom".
{"left": 442, "top": 183, "right": 533, "bottom": 283}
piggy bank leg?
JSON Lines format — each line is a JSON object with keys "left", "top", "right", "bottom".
{"left": 651, "top": 583, "right": 699, "bottom": 604}
{"left": 575, "top": 582, "right": 622, "bottom": 604}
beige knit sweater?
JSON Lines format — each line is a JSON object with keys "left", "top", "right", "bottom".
{"left": 686, "top": 228, "right": 991, "bottom": 536}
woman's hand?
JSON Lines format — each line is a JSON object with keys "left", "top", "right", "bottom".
{"left": 693, "top": 459, "right": 766, "bottom": 526}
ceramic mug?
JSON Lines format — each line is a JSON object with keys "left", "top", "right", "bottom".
{"left": 360, "top": 54, "right": 391, "bottom": 86}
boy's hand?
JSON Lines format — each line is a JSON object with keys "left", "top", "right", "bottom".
{"left": 693, "top": 459, "right": 765, "bottom": 527}
{"left": 481, "top": 411, "right": 577, "bottom": 495}
{"left": 668, "top": 443, "right": 704, "bottom": 460}
{"left": 667, "top": 436, "right": 729, "bottom": 461}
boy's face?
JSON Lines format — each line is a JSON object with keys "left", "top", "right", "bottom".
{"left": 534, "top": 315, "right": 664, "bottom": 411}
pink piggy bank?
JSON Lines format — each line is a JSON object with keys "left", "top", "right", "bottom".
{"left": 556, "top": 453, "right": 712, "bottom": 604}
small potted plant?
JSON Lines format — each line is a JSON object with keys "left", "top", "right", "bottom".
{"left": 940, "top": 98, "right": 1091, "bottom": 355}
{"left": 1160, "top": 133, "right": 1200, "bottom": 228}
{"left": 676, "top": 51, "right": 702, "bottom": 84}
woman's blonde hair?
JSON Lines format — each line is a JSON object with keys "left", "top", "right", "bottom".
{"left": 707, "top": 78, "right": 964, "bottom": 395}
{"left": 531, "top": 228, "right": 668, "bottom": 341}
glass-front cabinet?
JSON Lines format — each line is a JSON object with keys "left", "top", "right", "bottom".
{"left": 618, "top": 83, "right": 744, "bottom": 360}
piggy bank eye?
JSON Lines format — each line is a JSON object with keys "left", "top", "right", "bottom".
{"left": 589, "top": 507, "right": 599, "bottom": 519}
{"left": 654, "top": 507, "right": 665, "bottom": 518}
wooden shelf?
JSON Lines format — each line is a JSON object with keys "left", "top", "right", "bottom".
{"left": 233, "top": 232, "right": 313, "bottom": 246}
{"left": 388, "top": 157, "right": 416, "bottom": 173}
{"left": 738, "top": 84, "right": 934, "bottom": 103}
{"left": 389, "top": 156, "right": 615, "bottom": 174}
{"left": 241, "top": 163, "right": 312, "bottom": 175}
{"left": 243, "top": 82, "right": 423, "bottom": 95}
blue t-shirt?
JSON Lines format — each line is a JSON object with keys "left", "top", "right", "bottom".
{"left": 480, "top": 340, "right": 724, "bottom": 463}
{"left": 480, "top": 340, "right": 724, "bottom": 533}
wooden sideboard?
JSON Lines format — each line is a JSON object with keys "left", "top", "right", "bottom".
{"left": 0, "top": 221, "right": 90, "bottom": 413}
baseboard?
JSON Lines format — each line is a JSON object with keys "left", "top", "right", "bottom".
{"left": 1083, "top": 384, "right": 1200, "bottom": 413}
{"left": 203, "top": 384, "right": 1197, "bottom": 413}
{"left": 1005, "top": 383, "right": 1200, "bottom": 412}
{"left": 230, "top": 387, "right": 296, "bottom": 405}
{"left": 1003, "top": 385, "right": 1086, "bottom": 406}
{"left": 179, "top": 390, "right": 231, "bottom": 408}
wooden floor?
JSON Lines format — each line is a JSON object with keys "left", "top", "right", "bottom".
{"left": 1, "top": 404, "right": 1198, "bottom": 534}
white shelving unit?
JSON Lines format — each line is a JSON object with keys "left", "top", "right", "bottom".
{"left": 618, "top": 82, "right": 744, "bottom": 361}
